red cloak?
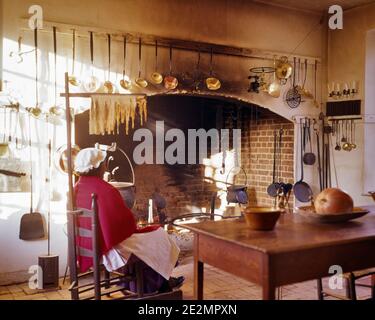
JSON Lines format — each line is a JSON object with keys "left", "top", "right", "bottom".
{"left": 74, "top": 176, "right": 158, "bottom": 272}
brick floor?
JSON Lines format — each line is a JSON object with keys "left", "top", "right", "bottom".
{"left": 0, "top": 254, "right": 372, "bottom": 300}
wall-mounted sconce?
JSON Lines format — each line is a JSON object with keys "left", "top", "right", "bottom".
{"left": 328, "top": 81, "right": 358, "bottom": 100}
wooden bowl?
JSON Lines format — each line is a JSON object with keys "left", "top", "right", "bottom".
{"left": 243, "top": 207, "right": 282, "bottom": 231}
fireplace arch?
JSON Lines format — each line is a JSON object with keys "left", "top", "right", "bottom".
{"left": 75, "top": 94, "right": 295, "bottom": 219}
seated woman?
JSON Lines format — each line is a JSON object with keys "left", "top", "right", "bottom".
{"left": 73, "top": 147, "right": 184, "bottom": 293}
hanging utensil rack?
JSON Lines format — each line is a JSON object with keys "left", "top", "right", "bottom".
{"left": 19, "top": 19, "right": 321, "bottom": 64}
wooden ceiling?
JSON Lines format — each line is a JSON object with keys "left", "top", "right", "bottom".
{"left": 254, "top": 0, "right": 375, "bottom": 13}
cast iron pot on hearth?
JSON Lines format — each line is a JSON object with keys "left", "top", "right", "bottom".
{"left": 226, "top": 167, "right": 249, "bottom": 205}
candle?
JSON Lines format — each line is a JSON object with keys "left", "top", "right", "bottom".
{"left": 148, "top": 199, "right": 154, "bottom": 224}
{"left": 352, "top": 81, "right": 357, "bottom": 90}
{"left": 336, "top": 83, "right": 341, "bottom": 92}
{"left": 344, "top": 83, "right": 349, "bottom": 91}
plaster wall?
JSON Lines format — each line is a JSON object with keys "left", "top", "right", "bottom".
{"left": 328, "top": 3, "right": 375, "bottom": 205}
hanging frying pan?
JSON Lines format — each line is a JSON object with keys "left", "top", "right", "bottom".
{"left": 267, "top": 130, "right": 280, "bottom": 197}
{"left": 303, "top": 118, "right": 316, "bottom": 165}
{"left": 293, "top": 119, "right": 313, "bottom": 202}
{"left": 19, "top": 112, "right": 45, "bottom": 240}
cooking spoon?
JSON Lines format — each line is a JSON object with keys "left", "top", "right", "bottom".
{"left": 151, "top": 40, "right": 163, "bottom": 84}
{"left": 50, "top": 26, "right": 60, "bottom": 115}
{"left": 83, "top": 31, "right": 101, "bottom": 93}
{"left": 68, "top": 29, "right": 80, "bottom": 86}
{"left": 119, "top": 35, "right": 132, "bottom": 90}
{"left": 103, "top": 34, "right": 114, "bottom": 93}
{"left": 206, "top": 48, "right": 221, "bottom": 91}
{"left": 350, "top": 119, "right": 357, "bottom": 150}
{"left": 135, "top": 38, "right": 148, "bottom": 88}
{"left": 0, "top": 109, "right": 8, "bottom": 156}
{"left": 27, "top": 25, "right": 42, "bottom": 119}
{"left": 268, "top": 56, "right": 281, "bottom": 98}
{"left": 164, "top": 45, "right": 178, "bottom": 90}
{"left": 301, "top": 59, "right": 313, "bottom": 98}
{"left": 341, "top": 119, "right": 347, "bottom": 143}
{"left": 342, "top": 120, "right": 352, "bottom": 151}
{"left": 335, "top": 120, "right": 341, "bottom": 151}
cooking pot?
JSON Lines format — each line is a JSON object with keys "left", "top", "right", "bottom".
{"left": 109, "top": 181, "right": 136, "bottom": 209}
{"left": 108, "top": 147, "right": 136, "bottom": 209}
{"left": 225, "top": 166, "right": 249, "bottom": 205}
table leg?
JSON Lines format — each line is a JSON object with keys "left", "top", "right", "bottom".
{"left": 262, "top": 255, "right": 276, "bottom": 300}
{"left": 194, "top": 258, "right": 204, "bottom": 300}
{"left": 262, "top": 282, "right": 276, "bottom": 300}
{"left": 194, "top": 235, "right": 204, "bottom": 300}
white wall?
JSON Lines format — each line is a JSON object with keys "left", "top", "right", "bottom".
{"left": 328, "top": 3, "right": 375, "bottom": 205}
{"left": 0, "top": 0, "right": 326, "bottom": 282}
{"left": 364, "top": 30, "right": 375, "bottom": 193}
{"left": 0, "top": 0, "right": 3, "bottom": 89}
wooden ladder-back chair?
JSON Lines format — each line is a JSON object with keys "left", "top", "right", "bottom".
{"left": 317, "top": 270, "right": 375, "bottom": 300}
{"left": 67, "top": 193, "right": 183, "bottom": 300}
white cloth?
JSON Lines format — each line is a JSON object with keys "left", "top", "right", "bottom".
{"left": 102, "top": 228, "right": 180, "bottom": 280}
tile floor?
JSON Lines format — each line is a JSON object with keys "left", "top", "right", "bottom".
{"left": 0, "top": 254, "right": 372, "bottom": 300}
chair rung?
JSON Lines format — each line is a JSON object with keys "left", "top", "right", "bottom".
{"left": 68, "top": 281, "right": 77, "bottom": 291}
{"left": 71, "top": 277, "right": 124, "bottom": 292}
{"left": 80, "top": 287, "right": 139, "bottom": 300}
{"left": 322, "top": 291, "right": 351, "bottom": 300}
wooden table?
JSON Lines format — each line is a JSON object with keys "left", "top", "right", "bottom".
{"left": 183, "top": 206, "right": 375, "bottom": 300}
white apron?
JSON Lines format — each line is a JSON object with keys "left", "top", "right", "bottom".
{"left": 102, "top": 228, "right": 180, "bottom": 280}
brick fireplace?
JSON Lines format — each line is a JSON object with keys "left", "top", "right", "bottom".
{"left": 75, "top": 95, "right": 294, "bottom": 220}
